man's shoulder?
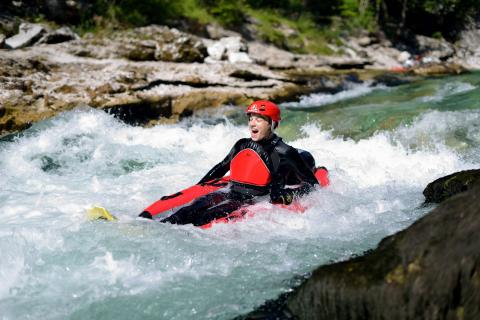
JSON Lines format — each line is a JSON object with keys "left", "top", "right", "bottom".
{"left": 234, "top": 138, "right": 250, "bottom": 145}
{"left": 274, "top": 138, "right": 296, "bottom": 154}
{"left": 230, "top": 138, "right": 251, "bottom": 150}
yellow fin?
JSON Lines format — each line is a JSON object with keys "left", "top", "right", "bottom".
{"left": 86, "top": 206, "right": 118, "bottom": 221}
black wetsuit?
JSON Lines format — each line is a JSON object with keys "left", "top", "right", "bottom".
{"left": 159, "top": 134, "right": 319, "bottom": 226}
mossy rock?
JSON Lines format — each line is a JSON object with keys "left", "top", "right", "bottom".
{"left": 240, "top": 183, "right": 480, "bottom": 320}
{"left": 423, "top": 169, "right": 480, "bottom": 203}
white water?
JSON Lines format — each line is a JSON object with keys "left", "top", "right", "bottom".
{"left": 419, "top": 81, "right": 476, "bottom": 102}
{"left": 282, "top": 82, "right": 385, "bottom": 108}
{"left": 0, "top": 105, "right": 478, "bottom": 319}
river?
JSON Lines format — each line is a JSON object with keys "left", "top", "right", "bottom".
{"left": 0, "top": 72, "right": 479, "bottom": 319}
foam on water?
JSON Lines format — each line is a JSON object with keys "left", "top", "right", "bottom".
{"left": 0, "top": 106, "right": 478, "bottom": 319}
{"left": 420, "top": 81, "right": 476, "bottom": 102}
{"left": 282, "top": 82, "right": 385, "bottom": 108}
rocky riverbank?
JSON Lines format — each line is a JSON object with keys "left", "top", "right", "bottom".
{"left": 240, "top": 169, "right": 480, "bottom": 320}
{"left": 1, "top": 18, "right": 479, "bottom": 137}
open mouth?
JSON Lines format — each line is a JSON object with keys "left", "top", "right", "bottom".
{"left": 251, "top": 128, "right": 259, "bottom": 134}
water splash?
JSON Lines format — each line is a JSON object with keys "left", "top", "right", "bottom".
{"left": 420, "top": 81, "right": 476, "bottom": 102}
{"left": 283, "top": 82, "right": 386, "bottom": 108}
{"left": 1, "top": 75, "right": 479, "bottom": 319}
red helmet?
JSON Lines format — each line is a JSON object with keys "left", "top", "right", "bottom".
{"left": 245, "top": 100, "right": 281, "bottom": 122}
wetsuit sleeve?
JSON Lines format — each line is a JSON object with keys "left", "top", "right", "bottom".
{"left": 197, "top": 139, "right": 243, "bottom": 184}
{"left": 286, "top": 147, "right": 319, "bottom": 188}
{"left": 270, "top": 147, "right": 319, "bottom": 204}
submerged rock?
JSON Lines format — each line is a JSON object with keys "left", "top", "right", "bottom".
{"left": 243, "top": 181, "right": 480, "bottom": 320}
{"left": 423, "top": 169, "right": 480, "bottom": 203}
{"left": 372, "top": 73, "right": 412, "bottom": 87}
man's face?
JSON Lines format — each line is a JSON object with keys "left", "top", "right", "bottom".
{"left": 248, "top": 113, "right": 272, "bottom": 141}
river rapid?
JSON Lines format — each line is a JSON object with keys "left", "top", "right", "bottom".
{"left": 1, "top": 72, "right": 479, "bottom": 319}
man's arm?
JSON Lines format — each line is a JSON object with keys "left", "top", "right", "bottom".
{"left": 270, "top": 147, "right": 319, "bottom": 204}
{"left": 287, "top": 147, "right": 319, "bottom": 189}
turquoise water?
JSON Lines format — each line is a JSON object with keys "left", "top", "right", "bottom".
{"left": 0, "top": 72, "right": 479, "bottom": 319}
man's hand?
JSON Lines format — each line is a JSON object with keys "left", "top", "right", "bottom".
{"left": 270, "top": 188, "right": 295, "bottom": 205}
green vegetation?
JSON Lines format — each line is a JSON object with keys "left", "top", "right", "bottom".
{"left": 244, "top": 9, "right": 338, "bottom": 54}
{"left": 3, "top": 0, "right": 479, "bottom": 51}
{"left": 339, "top": 0, "right": 378, "bottom": 31}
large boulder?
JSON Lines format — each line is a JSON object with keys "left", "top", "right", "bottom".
{"left": 36, "top": 26, "right": 80, "bottom": 45}
{"left": 242, "top": 178, "right": 480, "bottom": 319}
{"left": 423, "top": 169, "right": 480, "bottom": 203}
{"left": 5, "top": 23, "right": 46, "bottom": 49}
{"left": 415, "top": 35, "right": 455, "bottom": 62}
{"left": 454, "top": 28, "right": 480, "bottom": 69}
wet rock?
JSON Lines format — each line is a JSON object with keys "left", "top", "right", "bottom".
{"left": 0, "top": 34, "right": 5, "bottom": 48}
{"left": 242, "top": 182, "right": 480, "bottom": 320}
{"left": 5, "top": 23, "right": 46, "bottom": 49}
{"left": 36, "top": 26, "right": 79, "bottom": 45}
{"left": 423, "top": 169, "right": 480, "bottom": 203}
{"left": 372, "top": 73, "right": 411, "bottom": 87}
{"left": 104, "top": 96, "right": 172, "bottom": 126}
{"left": 412, "top": 63, "right": 465, "bottom": 75}
{"left": 0, "top": 115, "right": 32, "bottom": 135}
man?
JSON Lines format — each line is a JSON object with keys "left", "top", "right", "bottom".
{"left": 158, "top": 100, "right": 319, "bottom": 226}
